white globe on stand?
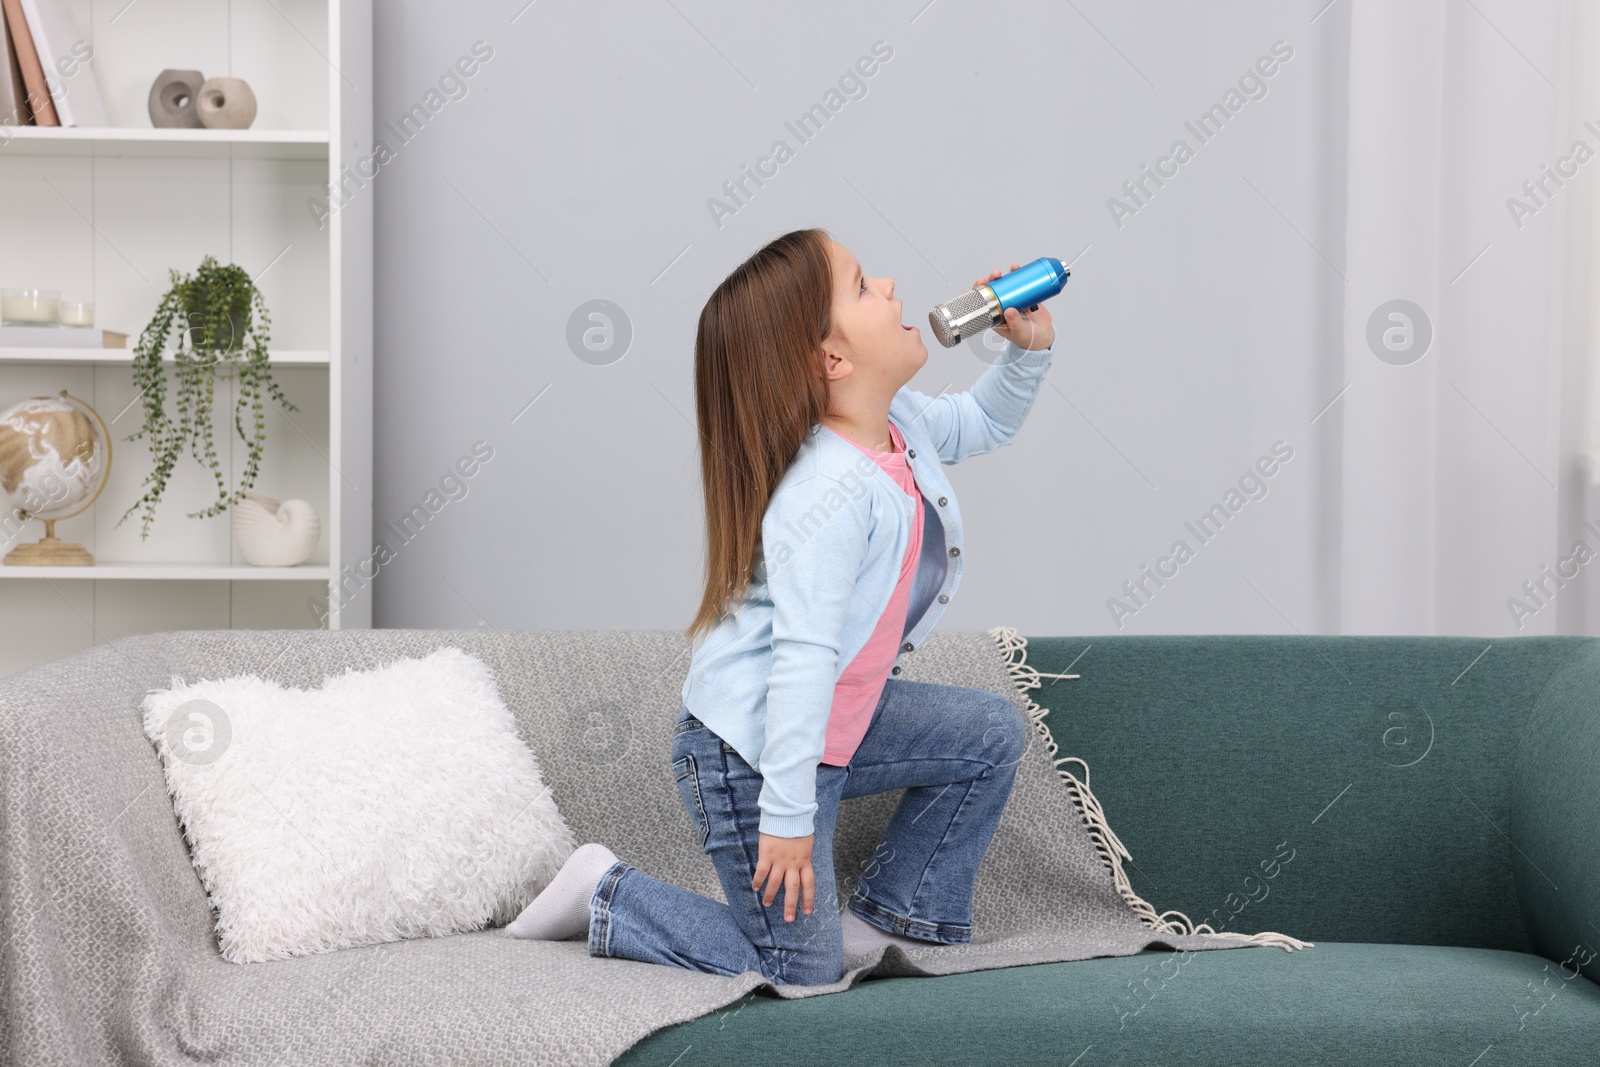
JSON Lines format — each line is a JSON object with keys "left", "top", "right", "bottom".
{"left": 0, "top": 391, "right": 112, "bottom": 566}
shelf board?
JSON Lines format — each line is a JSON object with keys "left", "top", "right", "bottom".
{"left": 0, "top": 561, "right": 331, "bottom": 580}
{"left": 0, "top": 348, "right": 329, "bottom": 365}
{"left": 0, "top": 126, "right": 330, "bottom": 160}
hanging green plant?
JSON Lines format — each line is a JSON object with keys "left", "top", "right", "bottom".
{"left": 117, "top": 254, "right": 298, "bottom": 540}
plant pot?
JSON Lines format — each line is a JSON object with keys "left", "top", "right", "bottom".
{"left": 180, "top": 288, "right": 249, "bottom": 357}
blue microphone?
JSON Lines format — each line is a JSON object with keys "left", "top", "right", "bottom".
{"left": 927, "top": 257, "right": 1071, "bottom": 348}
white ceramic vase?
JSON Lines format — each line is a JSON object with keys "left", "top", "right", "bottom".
{"left": 234, "top": 492, "right": 320, "bottom": 566}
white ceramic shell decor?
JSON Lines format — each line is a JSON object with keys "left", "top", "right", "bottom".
{"left": 234, "top": 492, "right": 321, "bottom": 566}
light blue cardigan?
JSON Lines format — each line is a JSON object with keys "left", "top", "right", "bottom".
{"left": 680, "top": 337, "right": 1057, "bottom": 837}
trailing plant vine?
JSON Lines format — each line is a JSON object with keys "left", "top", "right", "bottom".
{"left": 117, "top": 254, "right": 298, "bottom": 539}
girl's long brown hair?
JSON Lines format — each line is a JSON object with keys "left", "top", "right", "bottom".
{"left": 686, "top": 228, "right": 836, "bottom": 644}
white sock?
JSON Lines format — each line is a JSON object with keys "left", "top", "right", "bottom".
{"left": 840, "top": 904, "right": 933, "bottom": 956}
{"left": 504, "top": 843, "right": 620, "bottom": 941}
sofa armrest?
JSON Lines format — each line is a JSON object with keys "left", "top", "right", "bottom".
{"left": 1511, "top": 640, "right": 1600, "bottom": 982}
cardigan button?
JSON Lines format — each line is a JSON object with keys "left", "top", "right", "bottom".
{"left": 907, "top": 448, "right": 916, "bottom": 458}
{"left": 949, "top": 547, "right": 960, "bottom": 557}
{"left": 938, "top": 594, "right": 949, "bottom": 603}
{"left": 902, "top": 642, "right": 913, "bottom": 652}
{"left": 937, "top": 497, "right": 948, "bottom": 506}
{"left": 891, "top": 666, "right": 901, "bottom": 675}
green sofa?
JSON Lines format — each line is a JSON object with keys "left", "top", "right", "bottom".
{"left": 618, "top": 634, "right": 1600, "bottom": 1065}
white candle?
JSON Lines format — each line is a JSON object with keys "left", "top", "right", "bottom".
{"left": 1, "top": 289, "right": 60, "bottom": 325}
{"left": 59, "top": 300, "right": 94, "bottom": 327}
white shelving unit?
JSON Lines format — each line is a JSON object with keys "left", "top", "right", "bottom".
{"left": 0, "top": 0, "right": 372, "bottom": 677}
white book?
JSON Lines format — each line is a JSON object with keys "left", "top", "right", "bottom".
{"left": 0, "top": 325, "right": 126, "bottom": 348}
{"left": 19, "top": 0, "right": 107, "bottom": 128}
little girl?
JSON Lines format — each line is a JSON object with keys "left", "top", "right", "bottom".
{"left": 507, "top": 228, "right": 1058, "bottom": 986}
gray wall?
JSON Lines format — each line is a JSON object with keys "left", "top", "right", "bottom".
{"left": 368, "top": 0, "right": 1591, "bottom": 639}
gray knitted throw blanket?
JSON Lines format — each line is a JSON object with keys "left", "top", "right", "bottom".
{"left": 0, "top": 626, "right": 1309, "bottom": 1066}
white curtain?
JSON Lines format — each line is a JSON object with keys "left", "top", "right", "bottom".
{"left": 1575, "top": 0, "right": 1600, "bottom": 633}
{"left": 1339, "top": 0, "right": 1600, "bottom": 635}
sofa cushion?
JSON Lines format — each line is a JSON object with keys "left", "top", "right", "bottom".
{"left": 618, "top": 942, "right": 1600, "bottom": 1065}
{"left": 141, "top": 645, "right": 577, "bottom": 963}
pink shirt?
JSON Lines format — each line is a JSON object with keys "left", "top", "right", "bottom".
{"left": 818, "top": 421, "right": 924, "bottom": 766}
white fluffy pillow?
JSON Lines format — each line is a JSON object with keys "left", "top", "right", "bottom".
{"left": 141, "top": 646, "right": 576, "bottom": 964}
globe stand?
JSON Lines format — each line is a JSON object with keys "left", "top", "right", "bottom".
{"left": 4, "top": 519, "right": 95, "bottom": 565}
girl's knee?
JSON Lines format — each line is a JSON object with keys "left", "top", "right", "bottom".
{"left": 768, "top": 952, "right": 844, "bottom": 987}
{"left": 762, "top": 938, "right": 844, "bottom": 987}
{"left": 978, "top": 693, "right": 1027, "bottom": 766}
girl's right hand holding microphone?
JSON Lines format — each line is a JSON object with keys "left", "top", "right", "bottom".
{"left": 754, "top": 832, "right": 814, "bottom": 922}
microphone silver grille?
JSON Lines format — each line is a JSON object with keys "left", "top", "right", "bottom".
{"left": 928, "top": 288, "right": 998, "bottom": 348}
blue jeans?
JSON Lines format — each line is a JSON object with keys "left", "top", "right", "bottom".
{"left": 585, "top": 677, "right": 1028, "bottom": 986}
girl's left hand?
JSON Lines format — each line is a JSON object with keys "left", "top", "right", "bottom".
{"left": 977, "top": 261, "right": 1057, "bottom": 351}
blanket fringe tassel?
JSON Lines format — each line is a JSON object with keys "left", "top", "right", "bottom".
{"left": 987, "top": 626, "right": 1313, "bottom": 953}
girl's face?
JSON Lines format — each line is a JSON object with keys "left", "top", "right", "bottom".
{"left": 821, "top": 239, "right": 928, "bottom": 397}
